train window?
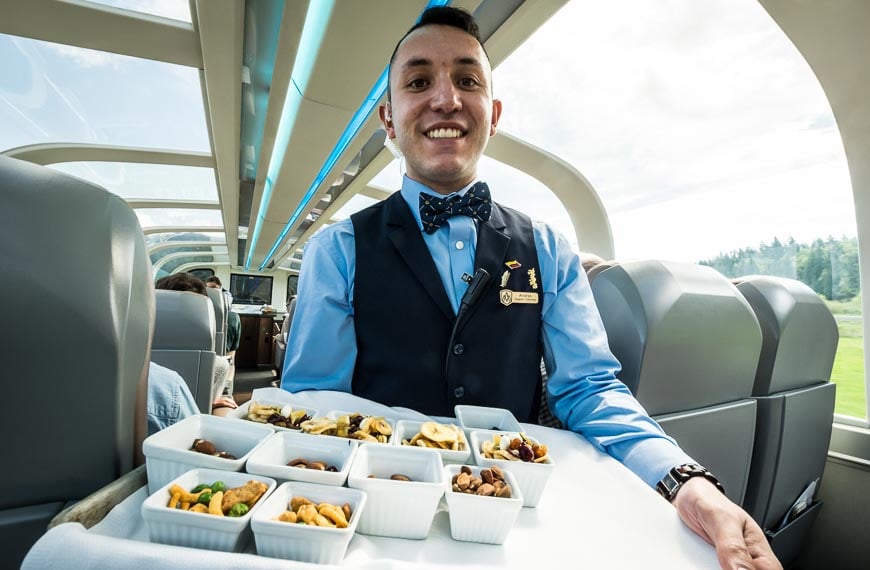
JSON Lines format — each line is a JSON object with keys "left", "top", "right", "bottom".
{"left": 49, "top": 163, "right": 217, "bottom": 202}
{"left": 188, "top": 268, "right": 215, "bottom": 281}
{"left": 492, "top": 1, "right": 864, "bottom": 418}
{"left": 0, "top": 34, "right": 208, "bottom": 153}
{"left": 85, "top": 0, "right": 192, "bottom": 22}
{"left": 230, "top": 274, "right": 273, "bottom": 306}
{"left": 286, "top": 274, "right": 298, "bottom": 299}
{"left": 135, "top": 208, "right": 223, "bottom": 228}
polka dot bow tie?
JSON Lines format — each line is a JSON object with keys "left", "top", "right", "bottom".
{"left": 419, "top": 181, "right": 492, "bottom": 234}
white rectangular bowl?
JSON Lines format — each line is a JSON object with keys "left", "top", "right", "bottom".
{"left": 142, "top": 414, "right": 274, "bottom": 493}
{"left": 443, "top": 465, "right": 524, "bottom": 544}
{"left": 469, "top": 430, "right": 555, "bottom": 508}
{"left": 141, "top": 467, "right": 276, "bottom": 552}
{"left": 454, "top": 405, "right": 522, "bottom": 437}
{"left": 393, "top": 419, "right": 470, "bottom": 465}
{"left": 346, "top": 444, "right": 444, "bottom": 539}
{"left": 251, "top": 481, "right": 367, "bottom": 565}
{"left": 246, "top": 430, "right": 358, "bottom": 486}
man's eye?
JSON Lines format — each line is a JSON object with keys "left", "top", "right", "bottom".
{"left": 407, "top": 78, "right": 428, "bottom": 89}
{"left": 458, "top": 77, "right": 479, "bottom": 88}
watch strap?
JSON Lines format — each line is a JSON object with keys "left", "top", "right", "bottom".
{"left": 656, "top": 463, "right": 725, "bottom": 502}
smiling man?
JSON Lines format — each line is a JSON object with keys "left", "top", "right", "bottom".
{"left": 282, "top": 7, "right": 780, "bottom": 570}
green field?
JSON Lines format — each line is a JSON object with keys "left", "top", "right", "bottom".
{"left": 829, "top": 313, "right": 867, "bottom": 419}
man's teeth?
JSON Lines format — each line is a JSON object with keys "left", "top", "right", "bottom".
{"left": 427, "top": 128, "right": 462, "bottom": 139}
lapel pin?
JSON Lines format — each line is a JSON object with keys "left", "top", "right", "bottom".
{"left": 500, "top": 270, "right": 510, "bottom": 288}
{"left": 505, "top": 260, "right": 521, "bottom": 270}
{"left": 527, "top": 268, "right": 538, "bottom": 290}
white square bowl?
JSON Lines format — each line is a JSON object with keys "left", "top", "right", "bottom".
{"left": 393, "top": 419, "right": 470, "bottom": 465}
{"left": 443, "top": 465, "right": 524, "bottom": 544}
{"left": 143, "top": 414, "right": 274, "bottom": 493}
{"left": 454, "top": 405, "right": 522, "bottom": 436}
{"left": 251, "top": 481, "right": 366, "bottom": 565}
{"left": 469, "top": 430, "right": 555, "bottom": 508}
{"left": 227, "top": 400, "right": 319, "bottom": 432}
{"left": 246, "top": 430, "right": 358, "bottom": 486}
{"left": 141, "top": 467, "right": 276, "bottom": 552}
{"left": 346, "top": 444, "right": 444, "bottom": 539}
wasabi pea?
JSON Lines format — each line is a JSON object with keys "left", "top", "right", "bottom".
{"left": 210, "top": 481, "right": 226, "bottom": 493}
{"left": 191, "top": 484, "right": 209, "bottom": 493}
{"left": 228, "top": 503, "right": 249, "bottom": 517}
{"left": 197, "top": 491, "right": 213, "bottom": 505}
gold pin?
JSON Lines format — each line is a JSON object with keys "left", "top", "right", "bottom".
{"left": 527, "top": 268, "right": 538, "bottom": 290}
{"left": 505, "top": 260, "right": 521, "bottom": 270}
{"left": 500, "top": 270, "right": 510, "bottom": 288}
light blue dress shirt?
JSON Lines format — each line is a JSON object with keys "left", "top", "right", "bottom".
{"left": 147, "top": 361, "right": 200, "bottom": 436}
{"left": 283, "top": 176, "right": 693, "bottom": 488}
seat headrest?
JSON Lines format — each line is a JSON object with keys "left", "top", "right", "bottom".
{"left": 0, "top": 156, "right": 154, "bottom": 506}
{"left": 153, "top": 289, "right": 215, "bottom": 350}
{"left": 206, "top": 286, "right": 226, "bottom": 326}
{"left": 736, "top": 275, "right": 838, "bottom": 394}
{"left": 591, "top": 259, "right": 761, "bottom": 414}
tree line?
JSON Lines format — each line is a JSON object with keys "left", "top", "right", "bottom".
{"left": 699, "top": 236, "right": 860, "bottom": 301}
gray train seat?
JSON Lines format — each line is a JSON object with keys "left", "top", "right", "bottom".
{"left": 273, "top": 297, "right": 297, "bottom": 378}
{"left": 206, "top": 286, "right": 227, "bottom": 356}
{"left": 736, "top": 276, "right": 837, "bottom": 564}
{"left": 586, "top": 259, "right": 619, "bottom": 283}
{"left": 591, "top": 260, "right": 762, "bottom": 503}
{"left": 150, "top": 290, "right": 217, "bottom": 412}
{"left": 0, "top": 156, "right": 153, "bottom": 567}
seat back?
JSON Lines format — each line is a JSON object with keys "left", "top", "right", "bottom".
{"left": 0, "top": 156, "right": 154, "bottom": 565}
{"left": 736, "top": 276, "right": 837, "bottom": 562}
{"left": 150, "top": 290, "right": 216, "bottom": 412}
{"left": 206, "top": 286, "right": 227, "bottom": 356}
{"left": 273, "top": 298, "right": 297, "bottom": 377}
{"left": 591, "top": 260, "right": 762, "bottom": 503}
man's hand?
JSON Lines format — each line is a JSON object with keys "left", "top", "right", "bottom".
{"left": 672, "top": 477, "right": 783, "bottom": 570}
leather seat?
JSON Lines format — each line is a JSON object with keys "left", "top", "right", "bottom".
{"left": 0, "top": 156, "right": 153, "bottom": 567}
{"left": 150, "top": 290, "right": 217, "bottom": 412}
{"left": 206, "top": 286, "right": 227, "bottom": 356}
{"left": 591, "top": 260, "right": 762, "bottom": 503}
{"left": 736, "top": 275, "right": 837, "bottom": 564}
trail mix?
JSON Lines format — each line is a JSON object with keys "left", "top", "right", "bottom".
{"left": 401, "top": 421, "right": 466, "bottom": 451}
{"left": 300, "top": 413, "right": 392, "bottom": 443}
{"left": 480, "top": 432, "right": 550, "bottom": 463}
{"left": 246, "top": 402, "right": 313, "bottom": 429}
{"left": 166, "top": 479, "right": 268, "bottom": 516}
{"left": 451, "top": 465, "right": 513, "bottom": 498}
{"left": 275, "top": 496, "right": 353, "bottom": 528}
{"left": 190, "top": 438, "right": 237, "bottom": 460}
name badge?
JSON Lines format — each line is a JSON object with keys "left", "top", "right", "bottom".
{"left": 499, "top": 289, "right": 539, "bottom": 306}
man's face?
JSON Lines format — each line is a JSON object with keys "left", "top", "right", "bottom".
{"left": 206, "top": 282, "right": 219, "bottom": 289}
{"left": 380, "top": 24, "right": 502, "bottom": 195}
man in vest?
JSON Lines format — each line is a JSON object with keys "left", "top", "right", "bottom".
{"left": 283, "top": 7, "right": 780, "bottom": 569}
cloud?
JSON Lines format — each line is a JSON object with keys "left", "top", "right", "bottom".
{"left": 42, "top": 43, "right": 125, "bottom": 69}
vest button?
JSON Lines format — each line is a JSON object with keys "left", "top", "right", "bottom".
{"left": 453, "top": 343, "right": 464, "bottom": 355}
{"left": 454, "top": 386, "right": 465, "bottom": 398}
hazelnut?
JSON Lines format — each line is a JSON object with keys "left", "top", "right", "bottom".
{"left": 390, "top": 474, "right": 411, "bottom": 481}
{"left": 192, "top": 438, "right": 216, "bottom": 455}
{"left": 480, "top": 469, "right": 494, "bottom": 485}
{"left": 477, "top": 483, "right": 496, "bottom": 496}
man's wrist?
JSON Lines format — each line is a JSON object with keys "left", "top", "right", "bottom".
{"left": 656, "top": 463, "right": 725, "bottom": 503}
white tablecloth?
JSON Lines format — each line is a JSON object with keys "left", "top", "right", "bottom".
{"left": 23, "top": 390, "right": 718, "bottom": 569}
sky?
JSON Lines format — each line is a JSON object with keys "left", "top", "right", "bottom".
{"left": 0, "top": 0, "right": 857, "bottom": 264}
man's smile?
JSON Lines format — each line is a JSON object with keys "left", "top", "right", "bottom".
{"left": 425, "top": 127, "right": 465, "bottom": 139}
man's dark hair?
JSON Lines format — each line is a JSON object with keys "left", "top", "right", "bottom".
{"left": 386, "top": 6, "right": 488, "bottom": 102}
{"left": 205, "top": 275, "right": 222, "bottom": 287}
{"left": 155, "top": 272, "right": 207, "bottom": 296}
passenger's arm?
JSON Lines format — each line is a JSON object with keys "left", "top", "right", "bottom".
{"left": 280, "top": 224, "right": 358, "bottom": 393}
{"left": 535, "top": 223, "right": 692, "bottom": 486}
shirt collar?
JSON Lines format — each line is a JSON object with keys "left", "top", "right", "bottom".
{"left": 399, "top": 175, "right": 480, "bottom": 232}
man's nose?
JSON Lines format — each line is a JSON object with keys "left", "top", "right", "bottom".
{"left": 429, "top": 79, "right": 461, "bottom": 113}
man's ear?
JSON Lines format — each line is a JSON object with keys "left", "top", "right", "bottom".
{"left": 379, "top": 103, "right": 396, "bottom": 139}
{"left": 489, "top": 99, "right": 503, "bottom": 136}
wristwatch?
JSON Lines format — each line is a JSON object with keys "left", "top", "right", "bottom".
{"left": 656, "top": 463, "right": 725, "bottom": 502}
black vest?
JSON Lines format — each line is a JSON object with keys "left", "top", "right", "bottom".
{"left": 350, "top": 192, "right": 543, "bottom": 422}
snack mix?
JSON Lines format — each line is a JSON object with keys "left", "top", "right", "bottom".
{"left": 165, "top": 480, "right": 268, "bottom": 516}
{"left": 480, "top": 433, "right": 550, "bottom": 463}
{"left": 300, "top": 413, "right": 392, "bottom": 443}
{"left": 190, "top": 438, "right": 237, "bottom": 460}
{"left": 246, "top": 402, "right": 312, "bottom": 429}
{"left": 275, "top": 496, "right": 353, "bottom": 528}
{"left": 401, "top": 421, "right": 466, "bottom": 451}
{"left": 451, "top": 465, "right": 513, "bottom": 498}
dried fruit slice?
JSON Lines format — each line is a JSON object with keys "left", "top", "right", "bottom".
{"left": 420, "top": 421, "right": 455, "bottom": 443}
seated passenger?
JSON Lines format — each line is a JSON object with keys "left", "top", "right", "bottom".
{"left": 154, "top": 272, "right": 237, "bottom": 415}
{"left": 147, "top": 361, "right": 199, "bottom": 435}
